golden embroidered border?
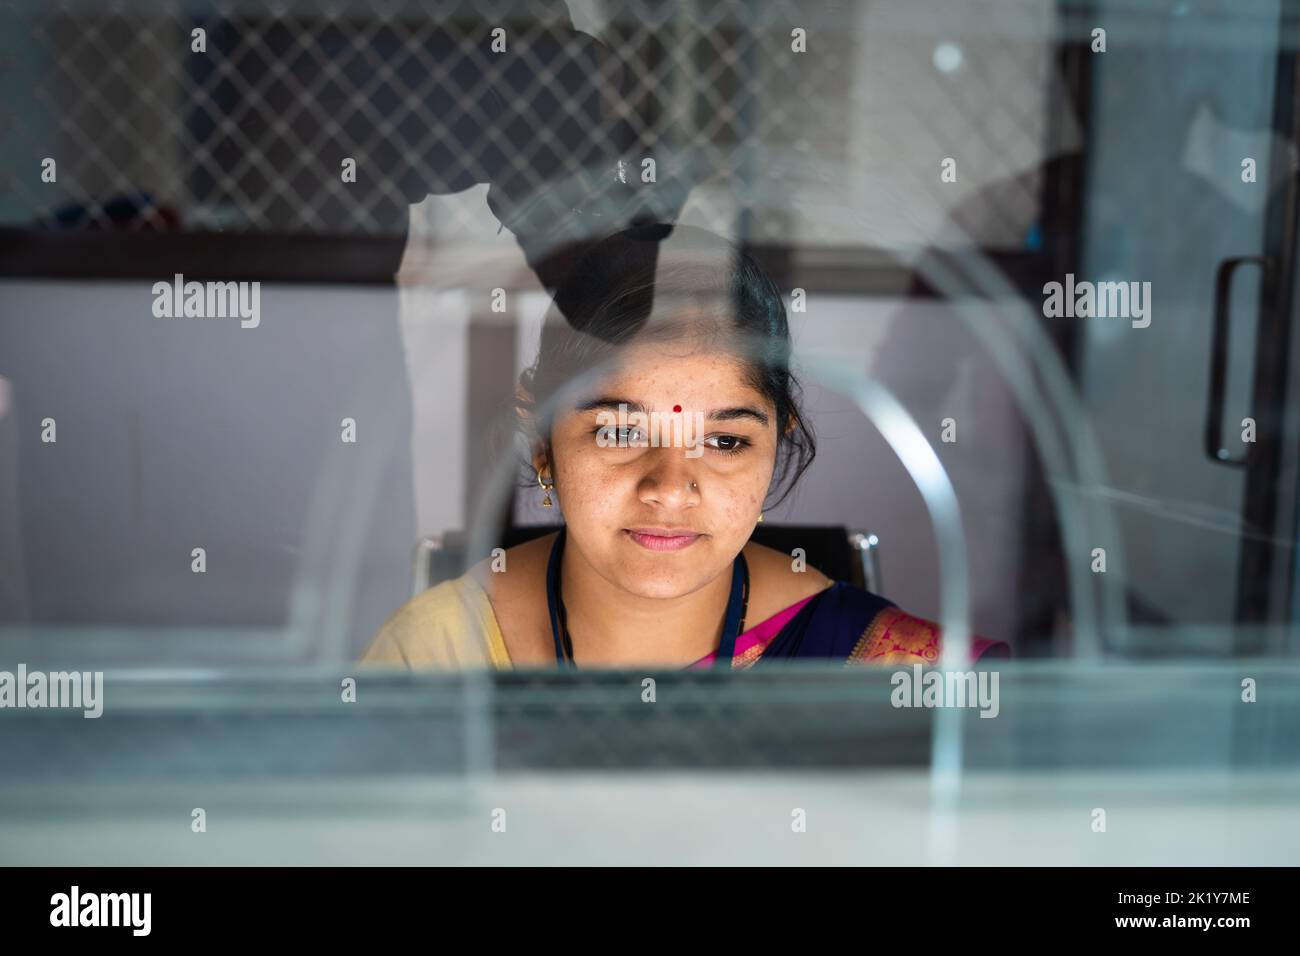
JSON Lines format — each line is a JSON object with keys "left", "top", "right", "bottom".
{"left": 846, "top": 607, "right": 941, "bottom": 666}
{"left": 733, "top": 642, "right": 767, "bottom": 669}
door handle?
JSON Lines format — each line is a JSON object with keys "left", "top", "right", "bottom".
{"left": 1206, "top": 255, "right": 1273, "bottom": 466}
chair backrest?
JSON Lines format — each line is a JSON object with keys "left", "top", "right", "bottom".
{"left": 414, "top": 524, "right": 882, "bottom": 597}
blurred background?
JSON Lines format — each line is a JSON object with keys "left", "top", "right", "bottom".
{"left": 1, "top": 0, "right": 1299, "bottom": 865}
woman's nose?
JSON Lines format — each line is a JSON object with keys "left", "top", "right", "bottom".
{"left": 637, "top": 449, "right": 702, "bottom": 508}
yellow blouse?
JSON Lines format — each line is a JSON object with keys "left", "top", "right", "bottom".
{"left": 359, "top": 574, "right": 512, "bottom": 669}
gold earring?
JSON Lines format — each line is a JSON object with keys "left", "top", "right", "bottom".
{"left": 537, "top": 469, "right": 554, "bottom": 507}
{"left": 757, "top": 512, "right": 764, "bottom": 524}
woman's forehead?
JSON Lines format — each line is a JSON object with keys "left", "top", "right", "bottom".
{"left": 577, "top": 348, "right": 770, "bottom": 410}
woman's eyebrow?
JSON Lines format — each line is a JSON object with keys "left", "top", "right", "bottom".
{"left": 573, "top": 396, "right": 645, "bottom": 414}
{"left": 709, "top": 406, "right": 770, "bottom": 427}
{"left": 573, "top": 396, "right": 770, "bottom": 428}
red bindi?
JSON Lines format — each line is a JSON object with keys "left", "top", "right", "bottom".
{"left": 673, "top": 404, "right": 682, "bottom": 413}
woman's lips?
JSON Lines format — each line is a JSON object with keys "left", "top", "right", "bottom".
{"left": 624, "top": 529, "right": 702, "bottom": 552}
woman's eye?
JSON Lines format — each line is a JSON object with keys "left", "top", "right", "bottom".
{"left": 705, "top": 434, "right": 750, "bottom": 455}
{"left": 593, "top": 425, "right": 645, "bottom": 445}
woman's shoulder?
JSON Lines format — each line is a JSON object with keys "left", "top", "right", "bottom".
{"left": 464, "top": 533, "right": 558, "bottom": 665}
{"left": 755, "top": 575, "right": 1012, "bottom": 665}
{"left": 741, "top": 539, "right": 835, "bottom": 623}
{"left": 358, "top": 574, "right": 510, "bottom": 669}
{"left": 812, "top": 583, "right": 1012, "bottom": 665}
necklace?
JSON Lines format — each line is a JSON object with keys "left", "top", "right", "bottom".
{"left": 545, "top": 526, "right": 749, "bottom": 669}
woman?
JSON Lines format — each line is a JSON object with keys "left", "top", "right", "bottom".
{"left": 361, "top": 223, "right": 1009, "bottom": 669}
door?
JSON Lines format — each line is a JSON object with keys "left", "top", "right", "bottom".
{"left": 1076, "top": 0, "right": 1299, "bottom": 652}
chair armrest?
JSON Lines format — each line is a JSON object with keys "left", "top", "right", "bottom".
{"left": 848, "top": 530, "right": 882, "bottom": 594}
{"left": 411, "top": 534, "right": 445, "bottom": 597}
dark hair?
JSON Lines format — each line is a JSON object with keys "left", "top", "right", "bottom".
{"left": 514, "top": 222, "right": 817, "bottom": 509}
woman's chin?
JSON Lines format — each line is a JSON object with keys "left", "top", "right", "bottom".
{"left": 616, "top": 575, "right": 702, "bottom": 600}
{"left": 611, "top": 559, "right": 721, "bottom": 600}
{"left": 591, "top": 531, "right": 737, "bottom": 598}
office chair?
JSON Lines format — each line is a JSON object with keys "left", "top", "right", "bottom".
{"left": 412, "top": 524, "right": 882, "bottom": 597}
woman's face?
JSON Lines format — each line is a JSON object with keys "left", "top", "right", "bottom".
{"left": 540, "top": 340, "right": 779, "bottom": 599}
